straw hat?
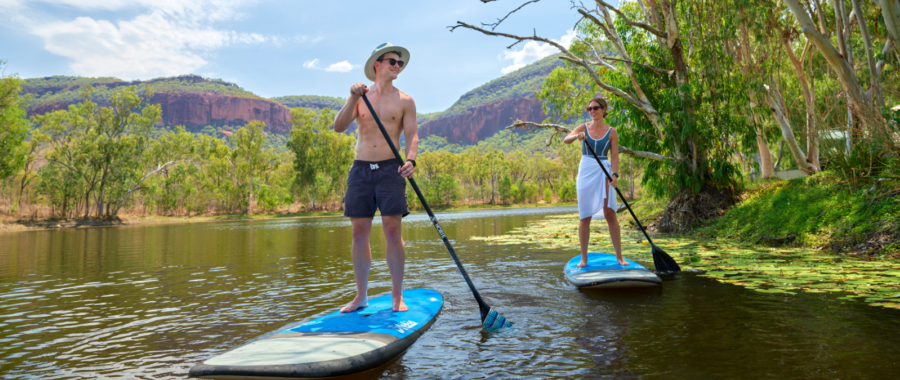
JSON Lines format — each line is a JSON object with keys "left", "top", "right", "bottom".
{"left": 364, "top": 42, "right": 410, "bottom": 82}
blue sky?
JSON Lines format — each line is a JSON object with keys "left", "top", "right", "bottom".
{"left": 0, "top": 0, "right": 605, "bottom": 113}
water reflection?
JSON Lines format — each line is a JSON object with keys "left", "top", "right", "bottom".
{"left": 1, "top": 206, "right": 899, "bottom": 378}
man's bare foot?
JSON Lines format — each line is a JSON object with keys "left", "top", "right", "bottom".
{"left": 617, "top": 258, "right": 631, "bottom": 266}
{"left": 577, "top": 259, "right": 588, "bottom": 267}
{"left": 392, "top": 295, "right": 408, "bottom": 312}
{"left": 340, "top": 295, "right": 368, "bottom": 313}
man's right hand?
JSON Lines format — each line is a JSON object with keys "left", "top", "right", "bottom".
{"left": 350, "top": 83, "right": 368, "bottom": 98}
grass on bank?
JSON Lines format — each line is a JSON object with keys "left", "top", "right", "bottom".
{"left": 695, "top": 172, "right": 900, "bottom": 255}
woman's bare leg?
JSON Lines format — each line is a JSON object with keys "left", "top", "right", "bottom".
{"left": 603, "top": 206, "right": 628, "bottom": 266}
{"left": 602, "top": 178, "right": 628, "bottom": 266}
{"left": 578, "top": 216, "right": 592, "bottom": 267}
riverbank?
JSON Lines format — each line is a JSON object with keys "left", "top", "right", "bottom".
{"left": 0, "top": 201, "right": 578, "bottom": 233}
{"left": 694, "top": 172, "right": 900, "bottom": 257}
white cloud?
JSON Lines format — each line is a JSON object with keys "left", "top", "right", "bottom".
{"left": 302, "top": 59, "right": 320, "bottom": 69}
{"left": 302, "top": 59, "right": 358, "bottom": 73}
{"left": 499, "top": 29, "right": 576, "bottom": 74}
{"left": 325, "top": 61, "right": 357, "bottom": 73}
{"left": 6, "top": 0, "right": 281, "bottom": 79}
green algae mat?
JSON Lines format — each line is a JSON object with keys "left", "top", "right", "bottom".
{"left": 471, "top": 213, "right": 900, "bottom": 310}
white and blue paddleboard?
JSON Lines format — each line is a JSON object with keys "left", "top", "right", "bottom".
{"left": 564, "top": 252, "right": 661, "bottom": 289}
{"left": 189, "top": 288, "right": 443, "bottom": 379}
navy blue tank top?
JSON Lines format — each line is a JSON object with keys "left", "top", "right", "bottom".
{"left": 581, "top": 124, "right": 612, "bottom": 159}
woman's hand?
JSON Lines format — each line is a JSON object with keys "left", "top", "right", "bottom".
{"left": 576, "top": 132, "right": 586, "bottom": 141}
{"left": 610, "top": 176, "right": 619, "bottom": 188}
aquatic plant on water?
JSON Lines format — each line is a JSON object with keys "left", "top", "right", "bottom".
{"left": 471, "top": 214, "right": 900, "bottom": 310}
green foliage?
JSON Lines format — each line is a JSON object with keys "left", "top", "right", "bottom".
{"left": 271, "top": 95, "right": 346, "bottom": 110}
{"left": 558, "top": 180, "right": 577, "bottom": 202}
{"left": 0, "top": 70, "right": 29, "bottom": 179}
{"left": 32, "top": 85, "right": 164, "bottom": 217}
{"left": 697, "top": 173, "right": 900, "bottom": 254}
{"left": 498, "top": 174, "right": 514, "bottom": 204}
{"left": 286, "top": 107, "right": 355, "bottom": 210}
{"left": 543, "top": 187, "right": 554, "bottom": 204}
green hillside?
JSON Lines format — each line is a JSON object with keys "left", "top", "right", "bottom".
{"left": 21, "top": 75, "right": 263, "bottom": 109}
{"left": 417, "top": 54, "right": 564, "bottom": 124}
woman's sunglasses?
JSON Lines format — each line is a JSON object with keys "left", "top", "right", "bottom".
{"left": 378, "top": 58, "right": 405, "bottom": 68}
{"left": 586, "top": 105, "right": 606, "bottom": 111}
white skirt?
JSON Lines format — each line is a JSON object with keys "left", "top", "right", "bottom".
{"left": 577, "top": 156, "right": 617, "bottom": 220}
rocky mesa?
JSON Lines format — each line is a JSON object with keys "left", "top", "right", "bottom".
{"left": 29, "top": 92, "right": 293, "bottom": 135}
{"left": 417, "top": 95, "right": 546, "bottom": 144}
{"left": 150, "top": 92, "right": 292, "bottom": 134}
{"left": 24, "top": 75, "right": 293, "bottom": 134}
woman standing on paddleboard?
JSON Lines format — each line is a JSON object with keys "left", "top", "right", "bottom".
{"left": 562, "top": 97, "right": 628, "bottom": 268}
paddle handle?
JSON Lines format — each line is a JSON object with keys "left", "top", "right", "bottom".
{"left": 582, "top": 140, "right": 657, "bottom": 247}
{"left": 360, "top": 94, "right": 492, "bottom": 320}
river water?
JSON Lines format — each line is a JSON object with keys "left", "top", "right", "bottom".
{"left": 1, "top": 206, "right": 899, "bottom": 379}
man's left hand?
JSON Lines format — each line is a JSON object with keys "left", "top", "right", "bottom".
{"left": 399, "top": 161, "right": 415, "bottom": 178}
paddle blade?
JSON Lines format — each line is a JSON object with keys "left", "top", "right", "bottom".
{"left": 651, "top": 244, "right": 681, "bottom": 273}
{"left": 482, "top": 308, "right": 512, "bottom": 330}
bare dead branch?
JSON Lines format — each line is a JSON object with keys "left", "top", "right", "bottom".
{"left": 483, "top": 0, "right": 541, "bottom": 31}
{"left": 507, "top": 121, "right": 672, "bottom": 161}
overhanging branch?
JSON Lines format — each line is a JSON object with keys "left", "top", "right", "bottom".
{"left": 483, "top": 0, "right": 541, "bottom": 31}
{"left": 507, "top": 121, "right": 672, "bottom": 161}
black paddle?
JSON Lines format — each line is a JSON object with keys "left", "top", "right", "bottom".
{"left": 582, "top": 139, "right": 681, "bottom": 273}
{"left": 360, "top": 93, "right": 512, "bottom": 330}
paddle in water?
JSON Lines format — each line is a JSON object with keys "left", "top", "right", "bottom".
{"left": 360, "top": 93, "right": 511, "bottom": 330}
{"left": 583, "top": 140, "right": 681, "bottom": 273}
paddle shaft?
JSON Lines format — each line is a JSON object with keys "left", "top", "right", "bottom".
{"left": 582, "top": 139, "right": 658, "bottom": 247}
{"left": 360, "top": 94, "right": 492, "bottom": 319}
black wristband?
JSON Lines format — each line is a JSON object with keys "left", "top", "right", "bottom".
{"left": 407, "top": 159, "right": 416, "bottom": 167}
{"left": 612, "top": 172, "right": 619, "bottom": 178}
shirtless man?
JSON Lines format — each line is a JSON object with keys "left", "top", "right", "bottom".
{"left": 333, "top": 43, "right": 418, "bottom": 313}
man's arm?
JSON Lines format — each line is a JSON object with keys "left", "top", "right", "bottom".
{"left": 397, "top": 97, "right": 418, "bottom": 178}
{"left": 334, "top": 83, "right": 365, "bottom": 133}
{"left": 402, "top": 98, "right": 418, "bottom": 161}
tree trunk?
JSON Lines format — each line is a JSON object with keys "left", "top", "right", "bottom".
{"left": 877, "top": 0, "right": 900, "bottom": 55}
{"left": 764, "top": 82, "right": 818, "bottom": 174}
{"left": 756, "top": 132, "right": 775, "bottom": 178}
{"left": 852, "top": 0, "right": 884, "bottom": 108}
{"left": 781, "top": 31, "right": 821, "bottom": 171}
{"left": 784, "top": 0, "right": 884, "bottom": 131}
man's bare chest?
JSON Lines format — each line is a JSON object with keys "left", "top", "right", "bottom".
{"left": 358, "top": 101, "right": 403, "bottom": 126}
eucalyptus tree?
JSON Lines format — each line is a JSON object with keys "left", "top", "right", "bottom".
{"left": 455, "top": 0, "right": 749, "bottom": 230}
{"left": 783, "top": 0, "right": 896, "bottom": 151}
{"left": 232, "top": 120, "right": 267, "bottom": 214}
{"left": 0, "top": 69, "right": 28, "bottom": 181}
{"left": 33, "top": 85, "right": 162, "bottom": 218}
{"left": 287, "top": 107, "right": 348, "bottom": 211}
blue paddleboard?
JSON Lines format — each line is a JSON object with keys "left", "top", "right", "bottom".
{"left": 189, "top": 288, "right": 443, "bottom": 379}
{"left": 564, "top": 252, "right": 661, "bottom": 288}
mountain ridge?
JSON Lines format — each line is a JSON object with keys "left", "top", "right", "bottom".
{"left": 20, "top": 55, "right": 564, "bottom": 141}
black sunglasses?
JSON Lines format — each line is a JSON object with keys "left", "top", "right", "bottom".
{"left": 586, "top": 105, "right": 606, "bottom": 111}
{"left": 377, "top": 58, "right": 405, "bottom": 68}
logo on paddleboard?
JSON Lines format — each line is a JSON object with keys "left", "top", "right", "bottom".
{"left": 391, "top": 320, "right": 419, "bottom": 333}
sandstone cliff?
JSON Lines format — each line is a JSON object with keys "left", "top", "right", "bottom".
{"left": 30, "top": 92, "right": 293, "bottom": 134}
{"left": 24, "top": 75, "right": 294, "bottom": 135}
{"left": 417, "top": 95, "right": 546, "bottom": 144}
{"left": 151, "top": 92, "right": 292, "bottom": 134}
